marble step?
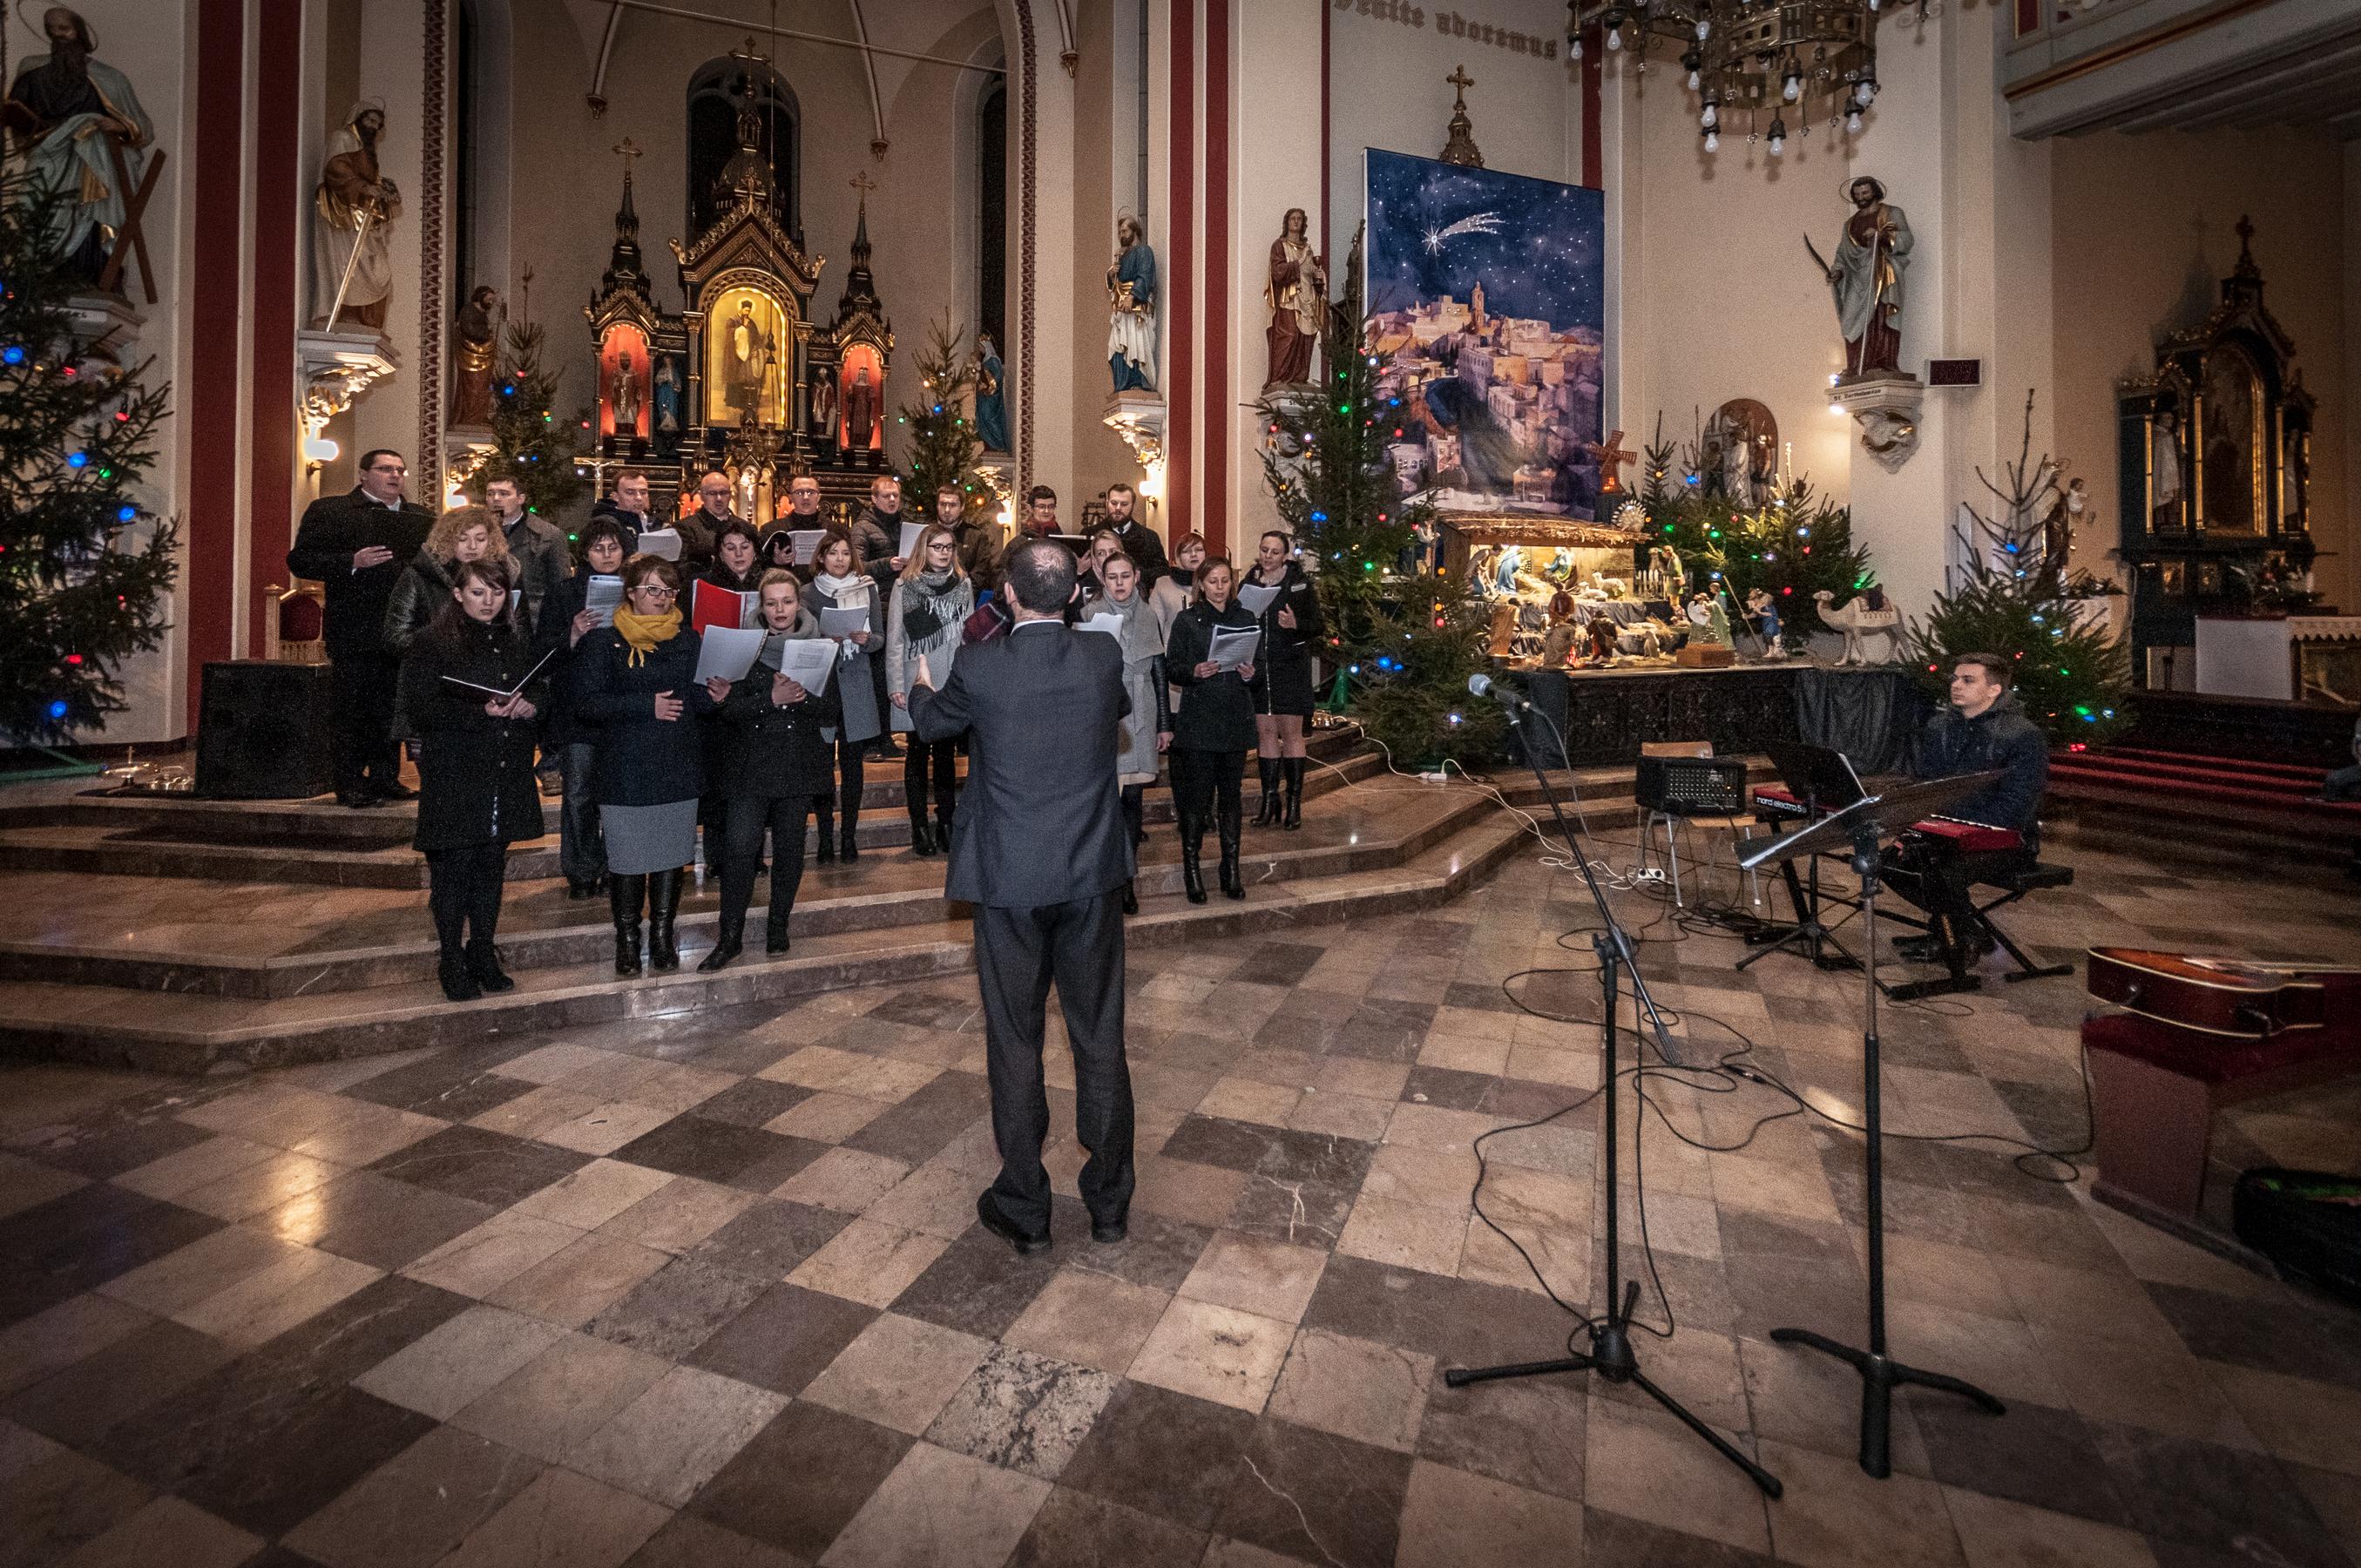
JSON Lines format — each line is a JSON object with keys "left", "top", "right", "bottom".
{"left": 0, "top": 775, "right": 1526, "bottom": 1000}
{"left": 0, "top": 811, "right": 1529, "bottom": 1075}
{"left": 0, "top": 751, "right": 1390, "bottom": 889}
{"left": 0, "top": 726, "right": 1370, "bottom": 847}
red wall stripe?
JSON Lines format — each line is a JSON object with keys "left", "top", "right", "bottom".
{"left": 247, "top": 0, "right": 301, "bottom": 656}
{"left": 1167, "top": 0, "right": 1194, "bottom": 544}
{"left": 1203, "top": 0, "right": 1229, "bottom": 556}
{"left": 184, "top": 0, "right": 246, "bottom": 724}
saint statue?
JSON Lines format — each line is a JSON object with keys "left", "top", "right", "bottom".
{"left": 1263, "top": 208, "right": 1323, "bottom": 391}
{"left": 723, "top": 300, "right": 773, "bottom": 422}
{"left": 2149, "top": 408, "right": 2183, "bottom": 530}
{"left": 653, "top": 355, "right": 681, "bottom": 438}
{"left": 448, "top": 286, "right": 499, "bottom": 428}
{"left": 842, "top": 364, "right": 880, "bottom": 451}
{"left": 974, "top": 332, "right": 1009, "bottom": 453}
{"left": 312, "top": 101, "right": 400, "bottom": 329}
{"left": 612, "top": 348, "right": 642, "bottom": 436}
{"left": 1720, "top": 434, "right": 1753, "bottom": 508}
{"left": 3, "top": 7, "right": 152, "bottom": 288}
{"left": 810, "top": 368, "right": 838, "bottom": 445}
{"left": 1107, "top": 215, "right": 1158, "bottom": 393}
{"left": 1818, "top": 176, "right": 1912, "bottom": 382}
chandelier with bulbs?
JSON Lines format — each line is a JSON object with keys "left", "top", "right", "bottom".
{"left": 1566, "top": 0, "right": 1923, "bottom": 158}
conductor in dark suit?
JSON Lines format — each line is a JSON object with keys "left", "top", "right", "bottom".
{"left": 287, "top": 448, "right": 433, "bottom": 806}
{"left": 909, "top": 538, "right": 1136, "bottom": 1252}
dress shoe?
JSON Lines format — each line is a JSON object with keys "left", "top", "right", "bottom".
{"left": 838, "top": 827, "right": 860, "bottom": 862}
{"left": 1090, "top": 1217, "right": 1127, "bottom": 1245}
{"left": 437, "top": 956, "right": 481, "bottom": 1003}
{"left": 466, "top": 943, "right": 515, "bottom": 994}
{"left": 698, "top": 916, "right": 743, "bottom": 972}
{"left": 975, "top": 1192, "right": 1051, "bottom": 1255}
{"left": 1120, "top": 879, "right": 1138, "bottom": 916}
{"left": 1892, "top": 934, "right": 1944, "bottom": 963}
{"left": 765, "top": 906, "right": 792, "bottom": 955}
{"left": 567, "top": 882, "right": 598, "bottom": 902}
{"left": 375, "top": 781, "right": 418, "bottom": 801}
{"left": 336, "top": 792, "right": 380, "bottom": 810}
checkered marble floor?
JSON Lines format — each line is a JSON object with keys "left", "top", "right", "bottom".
{"left": 2, "top": 835, "right": 2356, "bottom": 1568}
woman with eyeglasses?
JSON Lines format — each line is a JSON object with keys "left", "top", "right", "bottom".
{"left": 1163, "top": 555, "right": 1257, "bottom": 902}
{"left": 1243, "top": 529, "right": 1323, "bottom": 829}
{"left": 884, "top": 524, "right": 974, "bottom": 856}
{"left": 804, "top": 525, "right": 884, "bottom": 862}
{"left": 700, "top": 571, "right": 840, "bottom": 969}
{"left": 1079, "top": 551, "right": 1171, "bottom": 914}
{"left": 572, "top": 554, "right": 722, "bottom": 976}
{"left": 395, "top": 558, "right": 546, "bottom": 1002}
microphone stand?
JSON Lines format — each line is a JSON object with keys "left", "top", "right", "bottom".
{"left": 1447, "top": 684, "right": 1783, "bottom": 1499}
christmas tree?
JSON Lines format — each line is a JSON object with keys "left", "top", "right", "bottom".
{"left": 1256, "top": 226, "right": 1500, "bottom": 765}
{"left": 476, "top": 318, "right": 589, "bottom": 527}
{"left": 0, "top": 165, "right": 178, "bottom": 747}
{"left": 1909, "top": 392, "right": 2131, "bottom": 746}
{"left": 1639, "top": 418, "right": 1875, "bottom": 652}
{"left": 895, "top": 312, "right": 991, "bottom": 520}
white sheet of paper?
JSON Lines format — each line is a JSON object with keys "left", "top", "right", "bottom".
{"left": 899, "top": 521, "right": 926, "bottom": 560}
{"left": 585, "top": 575, "right": 624, "bottom": 627}
{"left": 635, "top": 527, "right": 682, "bottom": 562}
{"left": 1208, "top": 627, "right": 1262, "bottom": 672}
{"left": 788, "top": 529, "right": 823, "bottom": 564}
{"left": 819, "top": 605, "right": 869, "bottom": 639}
{"left": 763, "top": 635, "right": 837, "bottom": 694}
{"left": 1236, "top": 583, "right": 1281, "bottom": 617}
{"left": 693, "top": 625, "right": 767, "bottom": 684}
{"left": 1078, "top": 612, "right": 1124, "bottom": 638}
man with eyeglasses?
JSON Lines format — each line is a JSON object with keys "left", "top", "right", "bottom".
{"left": 288, "top": 447, "right": 433, "bottom": 806}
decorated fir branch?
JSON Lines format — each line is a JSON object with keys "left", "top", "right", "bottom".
{"left": 1909, "top": 391, "right": 2132, "bottom": 746}
{"left": 1641, "top": 470, "right": 1875, "bottom": 652}
{"left": 1254, "top": 225, "right": 1500, "bottom": 767}
{"left": 0, "top": 163, "right": 179, "bottom": 747}
{"left": 896, "top": 311, "right": 991, "bottom": 521}
{"left": 477, "top": 317, "right": 589, "bottom": 529}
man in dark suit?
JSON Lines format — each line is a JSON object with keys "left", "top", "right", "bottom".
{"left": 287, "top": 448, "right": 432, "bottom": 806}
{"left": 910, "top": 539, "right": 1136, "bottom": 1252}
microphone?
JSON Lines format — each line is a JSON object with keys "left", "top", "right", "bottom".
{"left": 1466, "top": 672, "right": 1529, "bottom": 713}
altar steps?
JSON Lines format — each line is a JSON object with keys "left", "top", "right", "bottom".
{"left": 0, "top": 757, "right": 1552, "bottom": 1076}
{"left": 0, "top": 732, "right": 1379, "bottom": 889}
{"left": 2046, "top": 744, "right": 2360, "bottom": 878}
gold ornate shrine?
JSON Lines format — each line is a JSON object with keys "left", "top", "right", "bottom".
{"left": 585, "top": 48, "right": 894, "bottom": 524}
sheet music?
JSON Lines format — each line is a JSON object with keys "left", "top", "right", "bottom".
{"left": 1077, "top": 612, "right": 1124, "bottom": 638}
{"left": 787, "top": 529, "right": 823, "bottom": 565}
{"left": 1208, "top": 627, "right": 1261, "bottom": 672}
{"left": 584, "top": 575, "right": 624, "bottom": 627}
{"left": 693, "top": 625, "right": 767, "bottom": 684}
{"left": 439, "top": 648, "right": 555, "bottom": 702}
{"left": 899, "top": 521, "right": 926, "bottom": 560}
{"left": 634, "top": 527, "right": 682, "bottom": 562}
{"left": 762, "top": 635, "right": 837, "bottom": 694}
{"left": 818, "top": 605, "right": 870, "bottom": 639}
{"left": 1235, "top": 583, "right": 1281, "bottom": 617}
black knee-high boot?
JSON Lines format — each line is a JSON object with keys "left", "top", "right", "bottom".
{"left": 1119, "top": 785, "right": 1146, "bottom": 915}
{"left": 1253, "top": 757, "right": 1282, "bottom": 826}
{"left": 647, "top": 867, "right": 685, "bottom": 971}
{"left": 428, "top": 851, "right": 480, "bottom": 1002}
{"left": 814, "top": 797, "right": 835, "bottom": 863}
{"left": 838, "top": 749, "right": 863, "bottom": 862}
{"left": 904, "top": 747, "right": 935, "bottom": 856}
{"left": 1219, "top": 795, "right": 1245, "bottom": 900}
{"left": 464, "top": 843, "right": 513, "bottom": 991}
{"left": 1180, "top": 811, "right": 1207, "bottom": 904}
{"left": 1282, "top": 757, "right": 1305, "bottom": 831}
{"left": 609, "top": 873, "right": 646, "bottom": 977}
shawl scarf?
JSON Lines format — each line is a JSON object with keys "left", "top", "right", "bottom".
{"left": 811, "top": 570, "right": 874, "bottom": 664}
{"left": 754, "top": 606, "right": 822, "bottom": 669}
{"left": 612, "top": 604, "right": 681, "bottom": 667}
{"left": 1090, "top": 588, "right": 1162, "bottom": 668}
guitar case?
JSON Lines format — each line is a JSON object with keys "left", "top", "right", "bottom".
{"left": 2233, "top": 1167, "right": 2361, "bottom": 1306}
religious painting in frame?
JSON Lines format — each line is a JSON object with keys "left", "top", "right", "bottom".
{"left": 1363, "top": 149, "right": 1606, "bottom": 520}
{"left": 705, "top": 285, "right": 791, "bottom": 428}
{"left": 599, "top": 323, "right": 652, "bottom": 442}
{"left": 836, "top": 342, "right": 885, "bottom": 454}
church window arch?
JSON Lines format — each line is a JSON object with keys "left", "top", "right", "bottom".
{"left": 976, "top": 75, "right": 1007, "bottom": 354}
{"left": 687, "top": 57, "right": 800, "bottom": 243}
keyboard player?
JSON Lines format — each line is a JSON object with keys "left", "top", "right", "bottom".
{"left": 1884, "top": 652, "right": 2049, "bottom": 971}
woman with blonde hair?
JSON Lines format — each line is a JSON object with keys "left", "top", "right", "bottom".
{"left": 386, "top": 504, "right": 515, "bottom": 655}
{"left": 804, "top": 524, "right": 883, "bottom": 862}
{"left": 885, "top": 524, "right": 974, "bottom": 856}
{"left": 1148, "top": 530, "right": 1206, "bottom": 641}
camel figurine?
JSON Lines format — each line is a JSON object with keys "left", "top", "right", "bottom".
{"left": 1813, "top": 587, "right": 1904, "bottom": 666}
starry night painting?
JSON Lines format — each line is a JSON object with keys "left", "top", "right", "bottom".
{"left": 1363, "top": 149, "right": 1606, "bottom": 518}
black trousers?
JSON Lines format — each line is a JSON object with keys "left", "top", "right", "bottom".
{"left": 331, "top": 650, "right": 403, "bottom": 797}
{"left": 1169, "top": 747, "right": 1242, "bottom": 823}
{"left": 973, "top": 891, "right": 1134, "bottom": 1235}
{"left": 718, "top": 793, "right": 812, "bottom": 928}
{"left": 558, "top": 742, "right": 605, "bottom": 889}
{"left": 426, "top": 842, "right": 509, "bottom": 959}
{"left": 1882, "top": 838, "right": 2033, "bottom": 953}
{"left": 904, "top": 738, "right": 958, "bottom": 821}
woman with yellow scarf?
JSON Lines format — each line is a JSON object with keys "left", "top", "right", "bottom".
{"left": 572, "top": 555, "right": 724, "bottom": 975}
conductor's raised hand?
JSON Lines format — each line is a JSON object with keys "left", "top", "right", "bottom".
{"left": 913, "top": 653, "right": 934, "bottom": 691}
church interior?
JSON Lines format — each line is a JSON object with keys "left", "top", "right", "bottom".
{"left": 1, "top": 1, "right": 2358, "bottom": 1565}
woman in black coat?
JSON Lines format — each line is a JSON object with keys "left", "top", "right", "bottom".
{"left": 571, "top": 554, "right": 722, "bottom": 976}
{"left": 547, "top": 518, "right": 629, "bottom": 899}
{"left": 700, "top": 571, "right": 842, "bottom": 970}
{"left": 1243, "top": 530, "right": 1324, "bottom": 829}
{"left": 394, "top": 558, "right": 548, "bottom": 1002}
{"left": 1164, "top": 556, "right": 1259, "bottom": 903}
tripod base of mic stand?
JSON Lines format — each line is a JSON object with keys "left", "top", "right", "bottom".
{"left": 1768, "top": 1327, "right": 2006, "bottom": 1479}
{"left": 1446, "top": 1285, "right": 1783, "bottom": 1499}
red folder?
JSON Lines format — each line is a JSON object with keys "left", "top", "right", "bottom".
{"left": 690, "top": 579, "right": 755, "bottom": 638}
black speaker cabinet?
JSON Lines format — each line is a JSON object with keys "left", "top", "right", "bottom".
{"left": 196, "top": 660, "right": 336, "bottom": 799}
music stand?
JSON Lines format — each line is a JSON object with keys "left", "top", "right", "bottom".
{"left": 1737, "top": 740, "right": 1868, "bottom": 974}
{"left": 1444, "top": 693, "right": 1783, "bottom": 1500}
{"left": 1740, "top": 773, "right": 2009, "bottom": 1477}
